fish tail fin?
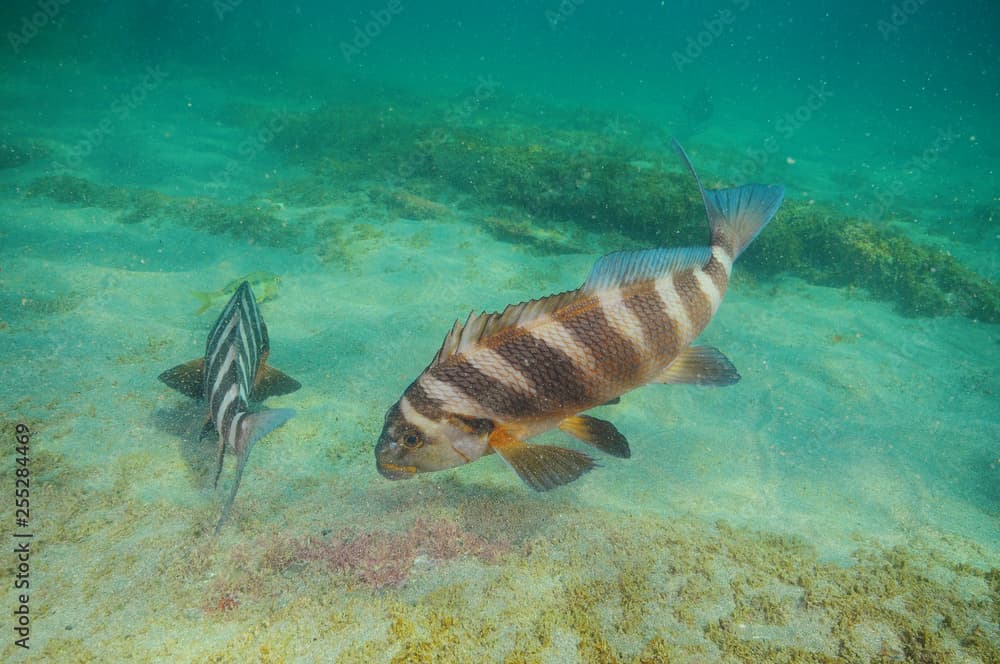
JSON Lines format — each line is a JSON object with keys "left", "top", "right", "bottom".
{"left": 213, "top": 408, "right": 295, "bottom": 534}
{"left": 672, "top": 139, "right": 784, "bottom": 259}
{"left": 192, "top": 291, "right": 213, "bottom": 315}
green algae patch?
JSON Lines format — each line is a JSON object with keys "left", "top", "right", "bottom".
{"left": 24, "top": 99, "right": 1000, "bottom": 321}
{"left": 372, "top": 187, "right": 452, "bottom": 220}
{"left": 744, "top": 200, "right": 1000, "bottom": 322}
{"left": 152, "top": 498, "right": 996, "bottom": 663}
{"left": 8, "top": 456, "right": 997, "bottom": 663}
{"left": 25, "top": 175, "right": 298, "bottom": 247}
{"left": 255, "top": 100, "right": 998, "bottom": 322}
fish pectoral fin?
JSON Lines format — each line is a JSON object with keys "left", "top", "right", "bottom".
{"left": 558, "top": 415, "right": 631, "bottom": 459}
{"left": 250, "top": 365, "right": 302, "bottom": 401}
{"left": 159, "top": 358, "right": 206, "bottom": 399}
{"left": 655, "top": 345, "right": 740, "bottom": 386}
{"left": 488, "top": 427, "right": 596, "bottom": 491}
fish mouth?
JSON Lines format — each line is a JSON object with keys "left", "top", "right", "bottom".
{"left": 376, "top": 460, "right": 417, "bottom": 481}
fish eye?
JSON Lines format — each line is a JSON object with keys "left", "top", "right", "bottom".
{"left": 402, "top": 433, "right": 420, "bottom": 448}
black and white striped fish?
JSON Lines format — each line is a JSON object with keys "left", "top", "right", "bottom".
{"left": 159, "top": 281, "right": 300, "bottom": 532}
{"left": 375, "top": 142, "right": 784, "bottom": 491}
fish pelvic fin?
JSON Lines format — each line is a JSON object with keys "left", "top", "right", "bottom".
{"left": 159, "top": 358, "right": 206, "bottom": 399}
{"left": 558, "top": 415, "right": 631, "bottom": 458}
{"left": 655, "top": 345, "right": 740, "bottom": 386}
{"left": 251, "top": 364, "right": 302, "bottom": 401}
{"left": 672, "top": 139, "right": 784, "bottom": 258}
{"left": 214, "top": 408, "right": 295, "bottom": 534}
{"left": 488, "top": 427, "right": 595, "bottom": 491}
{"left": 192, "top": 291, "right": 214, "bottom": 315}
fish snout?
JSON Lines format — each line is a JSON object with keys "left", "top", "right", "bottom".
{"left": 375, "top": 430, "right": 416, "bottom": 480}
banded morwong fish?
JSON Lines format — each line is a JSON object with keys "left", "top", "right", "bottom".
{"left": 160, "top": 281, "right": 300, "bottom": 532}
{"left": 376, "top": 142, "right": 784, "bottom": 491}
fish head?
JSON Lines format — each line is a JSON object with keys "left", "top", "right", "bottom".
{"left": 375, "top": 400, "right": 492, "bottom": 480}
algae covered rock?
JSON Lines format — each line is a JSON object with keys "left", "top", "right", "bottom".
{"left": 744, "top": 201, "right": 1000, "bottom": 322}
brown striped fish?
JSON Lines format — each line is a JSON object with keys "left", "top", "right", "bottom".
{"left": 376, "top": 142, "right": 784, "bottom": 491}
{"left": 160, "top": 281, "right": 300, "bottom": 532}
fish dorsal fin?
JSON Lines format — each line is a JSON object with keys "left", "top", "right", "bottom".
{"left": 582, "top": 247, "right": 712, "bottom": 294}
{"left": 431, "top": 289, "right": 583, "bottom": 366}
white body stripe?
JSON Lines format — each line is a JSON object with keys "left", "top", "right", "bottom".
{"left": 207, "top": 315, "right": 239, "bottom": 369}
{"left": 418, "top": 373, "right": 492, "bottom": 417}
{"left": 653, "top": 277, "right": 693, "bottom": 344}
{"left": 211, "top": 345, "right": 238, "bottom": 403}
{"left": 529, "top": 319, "right": 601, "bottom": 381}
{"left": 399, "top": 395, "right": 439, "bottom": 433}
{"left": 693, "top": 268, "right": 723, "bottom": 314}
{"left": 215, "top": 382, "right": 240, "bottom": 430}
{"left": 227, "top": 410, "right": 245, "bottom": 453}
{"left": 712, "top": 246, "right": 734, "bottom": 276}
{"left": 597, "top": 289, "right": 647, "bottom": 350}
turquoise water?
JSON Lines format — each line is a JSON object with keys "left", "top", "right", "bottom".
{"left": 1, "top": 1, "right": 997, "bottom": 661}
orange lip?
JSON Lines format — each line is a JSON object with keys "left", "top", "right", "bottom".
{"left": 377, "top": 460, "right": 417, "bottom": 480}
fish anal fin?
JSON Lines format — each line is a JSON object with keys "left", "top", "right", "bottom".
{"left": 159, "top": 358, "right": 206, "bottom": 399}
{"left": 656, "top": 345, "right": 740, "bottom": 386}
{"left": 558, "top": 415, "right": 631, "bottom": 459}
{"left": 215, "top": 408, "right": 295, "bottom": 534}
{"left": 488, "top": 427, "right": 595, "bottom": 491}
{"left": 251, "top": 364, "right": 302, "bottom": 401}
